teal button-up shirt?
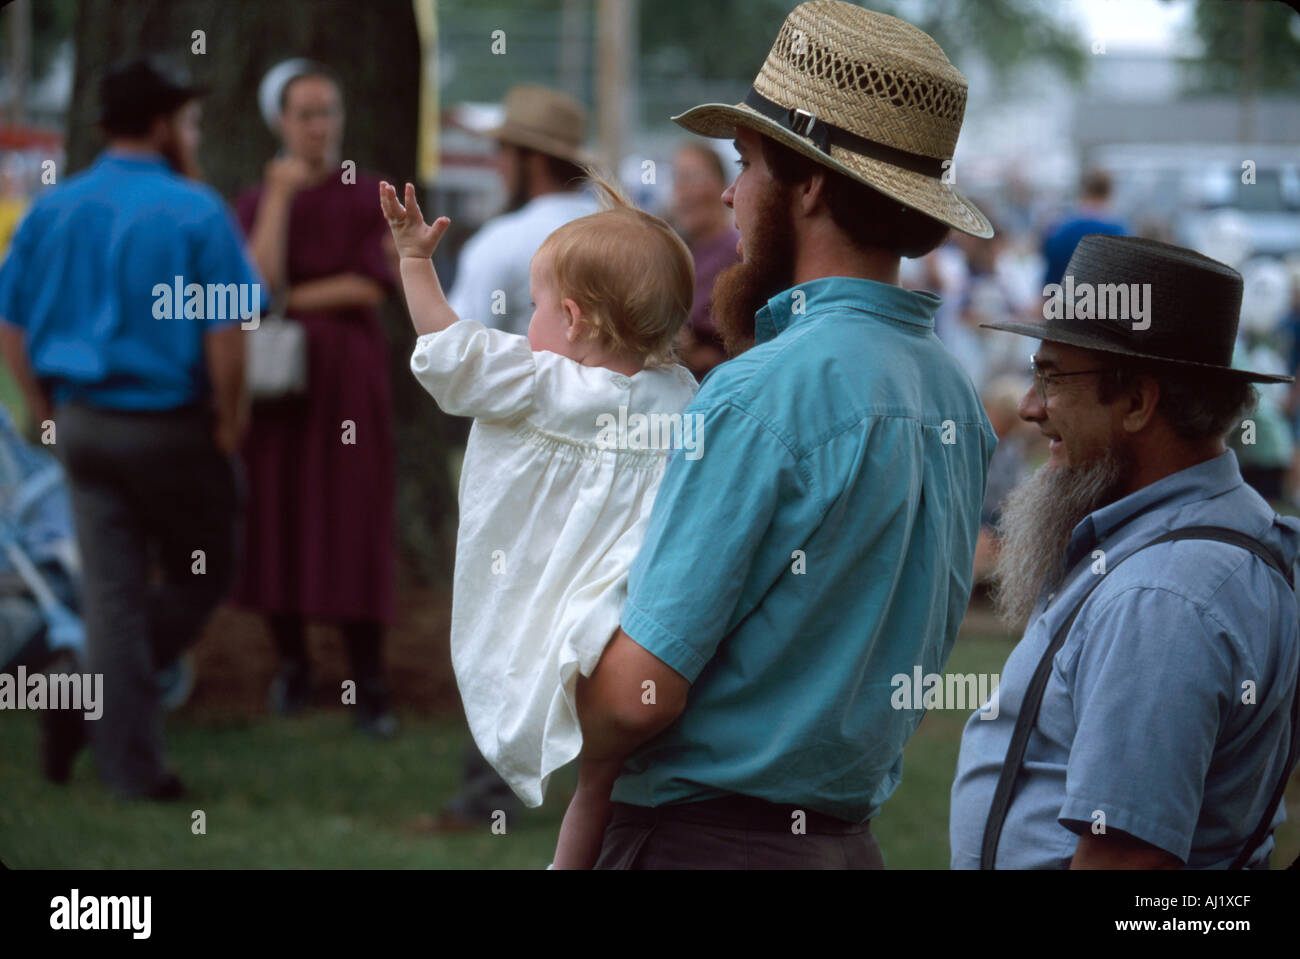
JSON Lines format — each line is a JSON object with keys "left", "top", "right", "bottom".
{"left": 614, "top": 276, "right": 997, "bottom": 822}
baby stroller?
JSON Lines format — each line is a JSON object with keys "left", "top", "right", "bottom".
{"left": 0, "top": 407, "right": 193, "bottom": 706}
{"left": 0, "top": 406, "right": 83, "bottom": 673}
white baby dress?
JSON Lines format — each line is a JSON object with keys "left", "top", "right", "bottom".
{"left": 411, "top": 319, "right": 699, "bottom": 806}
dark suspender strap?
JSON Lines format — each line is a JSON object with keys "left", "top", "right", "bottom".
{"left": 980, "top": 525, "right": 1298, "bottom": 870}
{"left": 741, "top": 87, "right": 948, "bottom": 178}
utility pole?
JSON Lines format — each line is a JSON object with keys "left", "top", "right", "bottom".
{"left": 596, "top": 0, "right": 633, "bottom": 175}
{"left": 559, "top": 0, "right": 587, "bottom": 102}
{"left": 7, "top": 0, "right": 31, "bottom": 126}
{"left": 1238, "top": 0, "right": 1258, "bottom": 143}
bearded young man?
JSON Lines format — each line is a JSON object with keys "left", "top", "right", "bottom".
{"left": 950, "top": 234, "right": 1300, "bottom": 870}
{"left": 570, "top": 1, "right": 997, "bottom": 869}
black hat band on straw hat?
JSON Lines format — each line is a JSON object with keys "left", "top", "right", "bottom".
{"left": 742, "top": 87, "right": 947, "bottom": 179}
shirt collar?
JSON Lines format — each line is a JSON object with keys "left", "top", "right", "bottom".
{"left": 1063, "top": 449, "right": 1245, "bottom": 568}
{"left": 99, "top": 149, "right": 171, "bottom": 172}
{"left": 754, "top": 276, "right": 941, "bottom": 345}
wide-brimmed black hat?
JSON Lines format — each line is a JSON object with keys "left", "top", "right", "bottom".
{"left": 99, "top": 55, "right": 207, "bottom": 136}
{"left": 981, "top": 234, "right": 1292, "bottom": 384}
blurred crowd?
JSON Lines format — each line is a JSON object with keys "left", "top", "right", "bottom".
{"left": 890, "top": 170, "right": 1300, "bottom": 583}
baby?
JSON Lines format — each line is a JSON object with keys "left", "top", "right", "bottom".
{"left": 379, "top": 175, "right": 697, "bottom": 868}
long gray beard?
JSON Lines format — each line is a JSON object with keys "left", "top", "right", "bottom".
{"left": 990, "top": 447, "right": 1132, "bottom": 630}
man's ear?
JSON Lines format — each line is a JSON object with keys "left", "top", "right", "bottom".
{"left": 562, "top": 297, "right": 586, "bottom": 342}
{"left": 1120, "top": 373, "right": 1160, "bottom": 434}
{"left": 799, "top": 169, "right": 829, "bottom": 218}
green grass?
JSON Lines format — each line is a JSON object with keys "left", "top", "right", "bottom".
{"left": 2, "top": 630, "right": 1297, "bottom": 868}
{"left": 0, "top": 711, "right": 576, "bottom": 869}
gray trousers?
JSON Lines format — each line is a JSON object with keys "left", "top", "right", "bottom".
{"left": 54, "top": 402, "right": 239, "bottom": 797}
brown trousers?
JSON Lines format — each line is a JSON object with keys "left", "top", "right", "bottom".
{"left": 594, "top": 796, "right": 885, "bottom": 870}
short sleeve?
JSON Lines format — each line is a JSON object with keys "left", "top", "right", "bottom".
{"left": 621, "top": 401, "right": 799, "bottom": 681}
{"left": 1057, "top": 586, "right": 1228, "bottom": 862}
{"left": 409, "top": 319, "right": 536, "bottom": 421}
{"left": 193, "top": 199, "right": 268, "bottom": 331}
{"left": 0, "top": 208, "right": 37, "bottom": 328}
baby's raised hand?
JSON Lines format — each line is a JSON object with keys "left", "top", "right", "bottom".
{"left": 379, "top": 181, "right": 450, "bottom": 259}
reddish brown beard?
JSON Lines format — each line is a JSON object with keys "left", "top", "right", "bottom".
{"left": 710, "top": 180, "right": 795, "bottom": 357}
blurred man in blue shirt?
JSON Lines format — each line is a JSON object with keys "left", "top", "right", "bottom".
{"left": 1040, "top": 170, "right": 1127, "bottom": 289}
{"left": 0, "top": 56, "right": 261, "bottom": 800}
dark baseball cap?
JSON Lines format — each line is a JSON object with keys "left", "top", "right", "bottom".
{"left": 99, "top": 55, "right": 208, "bottom": 136}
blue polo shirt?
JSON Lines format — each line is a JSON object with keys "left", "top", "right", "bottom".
{"left": 950, "top": 450, "right": 1300, "bottom": 868}
{"left": 0, "top": 150, "right": 265, "bottom": 411}
{"left": 613, "top": 276, "right": 997, "bottom": 822}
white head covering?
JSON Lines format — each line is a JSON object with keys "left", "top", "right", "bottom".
{"left": 258, "top": 58, "right": 316, "bottom": 131}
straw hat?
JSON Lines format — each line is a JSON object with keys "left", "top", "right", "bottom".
{"left": 672, "top": 0, "right": 992, "bottom": 238}
{"left": 482, "top": 84, "right": 592, "bottom": 166}
{"left": 982, "top": 235, "right": 1293, "bottom": 383}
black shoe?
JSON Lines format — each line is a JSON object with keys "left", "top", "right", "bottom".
{"left": 39, "top": 706, "right": 87, "bottom": 784}
{"left": 268, "top": 662, "right": 312, "bottom": 716}
{"left": 353, "top": 679, "right": 398, "bottom": 739}
{"left": 141, "top": 772, "right": 186, "bottom": 802}
{"left": 38, "top": 654, "right": 89, "bottom": 784}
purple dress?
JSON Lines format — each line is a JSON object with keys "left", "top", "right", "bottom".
{"left": 688, "top": 226, "right": 741, "bottom": 350}
{"left": 231, "top": 172, "right": 397, "bottom": 625}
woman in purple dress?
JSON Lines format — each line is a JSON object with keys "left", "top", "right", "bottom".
{"left": 234, "top": 62, "right": 398, "bottom": 736}
{"left": 671, "top": 142, "right": 740, "bottom": 381}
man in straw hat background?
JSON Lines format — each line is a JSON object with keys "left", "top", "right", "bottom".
{"left": 445, "top": 84, "right": 599, "bottom": 338}
{"left": 950, "top": 234, "right": 1300, "bottom": 869}
{"left": 416, "top": 83, "right": 599, "bottom": 834}
{"left": 571, "top": 1, "right": 997, "bottom": 868}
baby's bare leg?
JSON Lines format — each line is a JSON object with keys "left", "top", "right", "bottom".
{"left": 552, "top": 757, "right": 622, "bottom": 869}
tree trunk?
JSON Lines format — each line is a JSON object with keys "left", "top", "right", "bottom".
{"left": 67, "top": 0, "right": 459, "bottom": 585}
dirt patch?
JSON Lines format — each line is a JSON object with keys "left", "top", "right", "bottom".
{"left": 186, "top": 584, "right": 460, "bottom": 719}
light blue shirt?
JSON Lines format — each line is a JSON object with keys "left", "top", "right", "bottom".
{"left": 613, "top": 276, "right": 997, "bottom": 822}
{"left": 950, "top": 450, "right": 1300, "bottom": 868}
{"left": 0, "top": 151, "right": 266, "bottom": 411}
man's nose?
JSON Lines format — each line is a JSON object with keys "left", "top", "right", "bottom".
{"left": 721, "top": 182, "right": 735, "bottom": 208}
{"left": 1019, "top": 383, "right": 1044, "bottom": 423}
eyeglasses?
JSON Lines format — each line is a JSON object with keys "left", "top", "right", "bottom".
{"left": 1030, "top": 355, "right": 1109, "bottom": 406}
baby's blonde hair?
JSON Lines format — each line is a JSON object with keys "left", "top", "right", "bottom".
{"left": 536, "top": 169, "right": 694, "bottom": 367}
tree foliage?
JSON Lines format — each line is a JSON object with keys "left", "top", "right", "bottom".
{"left": 1182, "top": 0, "right": 1300, "bottom": 94}
{"left": 0, "top": 0, "right": 78, "bottom": 84}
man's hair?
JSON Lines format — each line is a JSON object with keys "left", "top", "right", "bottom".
{"left": 1080, "top": 169, "right": 1112, "bottom": 202}
{"left": 99, "top": 55, "right": 200, "bottom": 138}
{"left": 536, "top": 171, "right": 694, "bottom": 367}
{"left": 1096, "top": 362, "right": 1258, "bottom": 443}
{"left": 280, "top": 62, "right": 343, "bottom": 114}
{"left": 514, "top": 145, "right": 586, "bottom": 191}
{"left": 758, "top": 134, "right": 950, "bottom": 258}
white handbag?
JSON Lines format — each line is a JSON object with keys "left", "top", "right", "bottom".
{"left": 245, "top": 295, "right": 308, "bottom": 401}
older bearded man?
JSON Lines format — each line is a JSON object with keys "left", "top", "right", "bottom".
{"left": 950, "top": 235, "right": 1300, "bottom": 870}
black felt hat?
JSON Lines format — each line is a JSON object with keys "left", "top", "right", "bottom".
{"left": 98, "top": 55, "right": 208, "bottom": 136}
{"left": 981, "top": 234, "right": 1292, "bottom": 384}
